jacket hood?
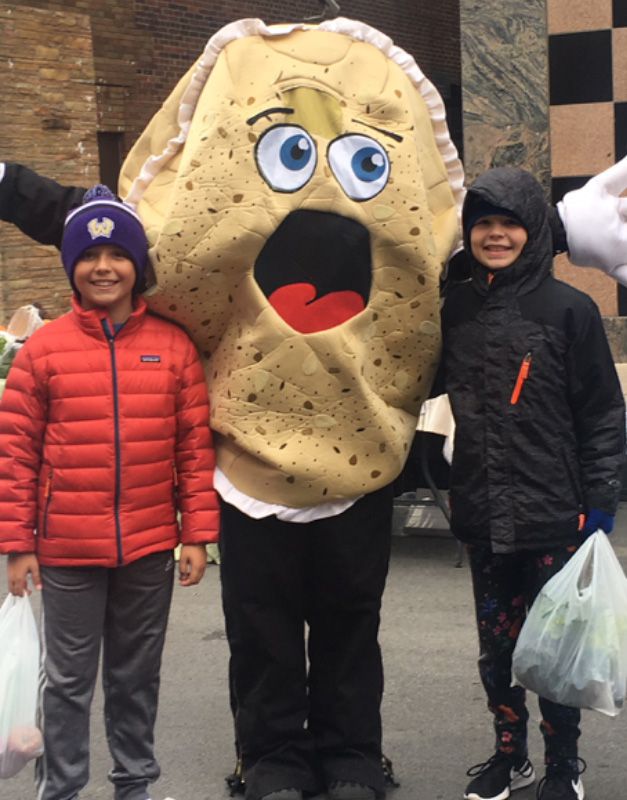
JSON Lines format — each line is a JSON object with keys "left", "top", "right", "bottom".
{"left": 462, "top": 167, "right": 553, "bottom": 295}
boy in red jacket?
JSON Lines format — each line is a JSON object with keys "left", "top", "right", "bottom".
{"left": 0, "top": 186, "right": 220, "bottom": 800}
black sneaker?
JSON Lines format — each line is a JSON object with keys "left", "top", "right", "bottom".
{"left": 464, "top": 752, "right": 535, "bottom": 800}
{"left": 536, "top": 759, "right": 586, "bottom": 800}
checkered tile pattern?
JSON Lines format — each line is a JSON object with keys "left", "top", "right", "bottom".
{"left": 547, "top": 0, "right": 626, "bottom": 312}
{"left": 548, "top": 1, "right": 626, "bottom": 201}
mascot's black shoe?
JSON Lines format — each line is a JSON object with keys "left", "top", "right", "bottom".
{"left": 328, "top": 782, "right": 376, "bottom": 800}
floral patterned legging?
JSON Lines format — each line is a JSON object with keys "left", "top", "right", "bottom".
{"left": 468, "top": 544, "right": 581, "bottom": 771}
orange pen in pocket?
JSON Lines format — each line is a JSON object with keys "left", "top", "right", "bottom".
{"left": 510, "top": 352, "right": 532, "bottom": 405}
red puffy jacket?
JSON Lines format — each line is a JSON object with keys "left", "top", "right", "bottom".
{"left": 0, "top": 297, "right": 219, "bottom": 567}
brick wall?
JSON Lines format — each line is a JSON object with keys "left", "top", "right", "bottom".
{"left": 6, "top": 0, "right": 150, "bottom": 150}
{"left": 0, "top": 5, "right": 100, "bottom": 321}
{"left": 5, "top": 0, "right": 461, "bottom": 156}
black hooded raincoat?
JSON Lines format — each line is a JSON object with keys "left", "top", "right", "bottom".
{"left": 442, "top": 168, "right": 625, "bottom": 553}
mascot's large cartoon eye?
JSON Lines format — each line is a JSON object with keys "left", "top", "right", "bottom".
{"left": 327, "top": 134, "right": 390, "bottom": 201}
{"left": 255, "top": 125, "right": 317, "bottom": 192}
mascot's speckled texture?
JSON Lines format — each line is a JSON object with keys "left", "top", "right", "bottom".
{"left": 119, "top": 18, "right": 464, "bottom": 507}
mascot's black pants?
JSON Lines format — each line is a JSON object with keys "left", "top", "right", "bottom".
{"left": 220, "top": 485, "right": 394, "bottom": 800}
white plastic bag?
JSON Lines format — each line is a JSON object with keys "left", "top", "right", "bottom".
{"left": 0, "top": 305, "right": 45, "bottom": 382}
{"left": 512, "top": 531, "right": 627, "bottom": 716}
{"left": 6, "top": 305, "right": 45, "bottom": 340}
{"left": 0, "top": 594, "right": 44, "bottom": 778}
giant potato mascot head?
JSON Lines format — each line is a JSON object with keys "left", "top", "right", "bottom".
{"left": 120, "top": 18, "right": 464, "bottom": 506}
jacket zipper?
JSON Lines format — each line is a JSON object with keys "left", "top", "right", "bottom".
{"left": 104, "top": 320, "right": 124, "bottom": 565}
{"left": 172, "top": 462, "right": 179, "bottom": 496}
{"left": 510, "top": 352, "right": 532, "bottom": 405}
{"left": 41, "top": 469, "right": 53, "bottom": 538}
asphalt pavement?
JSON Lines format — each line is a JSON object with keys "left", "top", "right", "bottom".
{"left": 1, "top": 507, "right": 627, "bottom": 800}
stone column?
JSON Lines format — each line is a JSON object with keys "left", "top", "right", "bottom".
{"left": 460, "top": 0, "right": 550, "bottom": 189}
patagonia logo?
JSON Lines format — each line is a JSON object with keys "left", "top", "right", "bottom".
{"left": 140, "top": 355, "right": 161, "bottom": 363}
{"left": 87, "top": 216, "right": 115, "bottom": 240}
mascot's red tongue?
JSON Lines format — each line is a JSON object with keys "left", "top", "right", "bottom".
{"left": 269, "top": 283, "right": 365, "bottom": 334}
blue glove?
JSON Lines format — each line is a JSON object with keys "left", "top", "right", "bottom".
{"left": 582, "top": 508, "right": 614, "bottom": 537}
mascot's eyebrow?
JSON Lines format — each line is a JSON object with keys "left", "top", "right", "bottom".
{"left": 247, "top": 107, "right": 295, "bottom": 125}
{"left": 351, "top": 118, "right": 403, "bottom": 143}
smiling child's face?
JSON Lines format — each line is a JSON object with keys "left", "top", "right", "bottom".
{"left": 73, "top": 244, "right": 135, "bottom": 322}
{"left": 470, "top": 214, "right": 528, "bottom": 270}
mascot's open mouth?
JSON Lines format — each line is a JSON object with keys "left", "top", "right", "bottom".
{"left": 254, "top": 209, "right": 372, "bottom": 334}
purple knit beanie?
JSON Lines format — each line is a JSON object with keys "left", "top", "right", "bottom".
{"left": 61, "top": 185, "right": 148, "bottom": 291}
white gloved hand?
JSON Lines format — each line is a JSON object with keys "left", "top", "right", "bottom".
{"left": 557, "top": 155, "right": 627, "bottom": 286}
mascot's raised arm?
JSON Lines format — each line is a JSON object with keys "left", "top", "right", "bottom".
{"left": 1, "top": 17, "right": 627, "bottom": 800}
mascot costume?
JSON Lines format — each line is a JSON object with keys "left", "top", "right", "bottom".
{"left": 2, "top": 15, "right": 627, "bottom": 800}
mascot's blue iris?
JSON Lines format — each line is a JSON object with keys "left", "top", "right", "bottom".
{"left": 280, "top": 135, "right": 313, "bottom": 171}
{"left": 351, "top": 147, "right": 386, "bottom": 182}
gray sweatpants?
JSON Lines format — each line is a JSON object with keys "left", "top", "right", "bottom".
{"left": 35, "top": 551, "right": 175, "bottom": 800}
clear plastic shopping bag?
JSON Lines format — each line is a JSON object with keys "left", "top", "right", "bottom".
{"left": 0, "top": 594, "right": 44, "bottom": 778}
{"left": 512, "top": 531, "right": 627, "bottom": 716}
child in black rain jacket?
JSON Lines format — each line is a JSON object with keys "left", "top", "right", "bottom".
{"left": 441, "top": 167, "right": 625, "bottom": 800}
